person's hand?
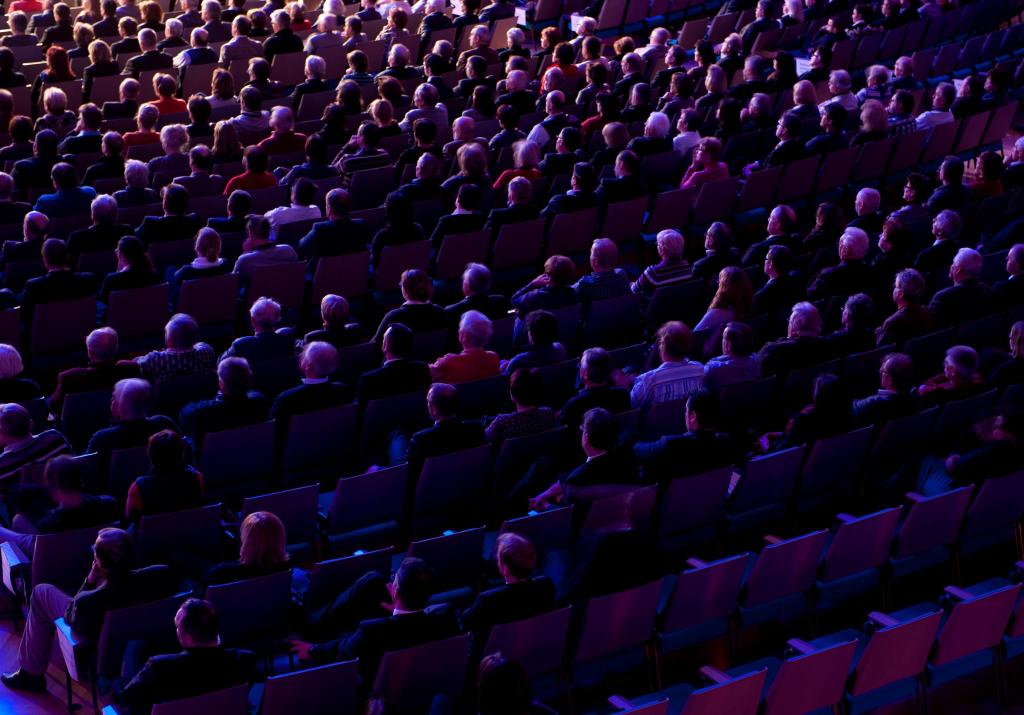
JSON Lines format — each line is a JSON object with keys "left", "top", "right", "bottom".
{"left": 531, "top": 273, "right": 551, "bottom": 288}
{"left": 757, "top": 435, "right": 771, "bottom": 453}
{"left": 290, "top": 639, "right": 313, "bottom": 661}
{"left": 945, "top": 454, "right": 959, "bottom": 474}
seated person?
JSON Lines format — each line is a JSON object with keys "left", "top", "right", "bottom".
{"left": 504, "top": 310, "right": 566, "bottom": 374}
{"left": 915, "top": 410, "right": 1024, "bottom": 496}
{"left": 918, "top": 345, "right": 986, "bottom": 407}
{"left": 290, "top": 557, "right": 460, "bottom": 681}
{"left": 757, "top": 302, "right": 833, "bottom": 378}
{"left": 631, "top": 229, "right": 691, "bottom": 296}
{"left": 852, "top": 352, "right": 921, "bottom": 426}
{"left": 510, "top": 255, "right": 579, "bottom": 345}
{"left": 876, "top": 268, "right": 936, "bottom": 347}
{"left": 634, "top": 388, "right": 736, "bottom": 481}
{"left": 300, "top": 294, "right": 365, "bottom": 350}
{"left": 988, "top": 320, "right": 1024, "bottom": 388}
{"left": 573, "top": 238, "right": 629, "bottom": 303}
{"left": 372, "top": 269, "right": 446, "bottom": 342}
{"left": 0, "top": 343, "right": 40, "bottom": 403}
{"left": 759, "top": 373, "right": 853, "bottom": 453}
{"left": 270, "top": 341, "right": 351, "bottom": 424}
{"left": 50, "top": 327, "right": 141, "bottom": 417}
{"left": 135, "top": 313, "right": 216, "bottom": 382}
{"left": 86, "top": 378, "right": 178, "bottom": 457}
{"left": 1, "top": 528, "right": 175, "bottom": 694}
{"left": 171, "top": 227, "right": 230, "bottom": 299}
{"left": 125, "top": 429, "right": 204, "bottom": 521}
{"left": 703, "top": 321, "right": 761, "bottom": 389}
{"left": 0, "top": 455, "right": 117, "bottom": 556}
{"left": 628, "top": 321, "right": 704, "bottom": 411}
{"left": 559, "top": 348, "right": 630, "bottom": 431}
{"left": 119, "top": 598, "right": 256, "bottom": 715}
{"left": 199, "top": 511, "right": 290, "bottom": 589}
{"left": 397, "top": 382, "right": 487, "bottom": 475}
{"left": 529, "top": 407, "right": 638, "bottom": 510}
{"left": 485, "top": 368, "right": 558, "bottom": 448}
{"left": 178, "top": 357, "right": 268, "bottom": 448}
{"left": 221, "top": 297, "right": 294, "bottom": 364}
{"left": 444, "top": 262, "right": 509, "bottom": 324}
{"left": 356, "top": 324, "right": 432, "bottom": 404}
{"left": 97, "top": 235, "right": 158, "bottom": 308}
{"left": 429, "top": 310, "right": 500, "bottom": 384}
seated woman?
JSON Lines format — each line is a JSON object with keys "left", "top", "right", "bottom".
{"left": 171, "top": 228, "right": 229, "bottom": 299}
{"left": 493, "top": 139, "right": 542, "bottom": 190}
{"left": 125, "top": 429, "right": 204, "bottom": 521}
{"left": 0, "top": 343, "right": 41, "bottom": 402}
{"left": 430, "top": 309, "right": 500, "bottom": 384}
{"left": 98, "top": 235, "right": 158, "bottom": 319}
{"left": 123, "top": 103, "right": 162, "bottom": 148}
{"left": 631, "top": 229, "right": 692, "bottom": 297}
{"left": 680, "top": 137, "right": 729, "bottom": 190}
{"left": 504, "top": 310, "right": 566, "bottom": 374}
{"left": 918, "top": 345, "right": 987, "bottom": 407}
{"left": 114, "top": 159, "right": 160, "bottom": 207}
{"left": 758, "top": 373, "right": 853, "bottom": 453}
{"left": 199, "top": 510, "right": 289, "bottom": 589}
{"left": 694, "top": 266, "right": 753, "bottom": 334}
{"left": 987, "top": 321, "right": 1024, "bottom": 387}
{"left": 486, "top": 368, "right": 558, "bottom": 449}
{"left": 34, "top": 86, "right": 77, "bottom": 134}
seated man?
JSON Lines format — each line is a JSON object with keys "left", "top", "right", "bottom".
{"left": 20, "top": 236, "right": 97, "bottom": 326}
{"left": 371, "top": 269, "right": 446, "bottom": 342}
{"left": 270, "top": 341, "right": 351, "bottom": 424}
{"left": 1, "top": 528, "right": 175, "bottom": 693}
{"left": 120, "top": 598, "right": 256, "bottom": 715}
{"left": 928, "top": 247, "right": 994, "bottom": 326}
{"left": 356, "top": 323, "right": 432, "bottom": 404}
{"left": 51, "top": 327, "right": 140, "bottom": 416}
{"left": 178, "top": 356, "right": 268, "bottom": 448}
{"left": 0, "top": 403, "right": 69, "bottom": 482}
{"left": 504, "top": 310, "right": 566, "bottom": 374}
{"left": 918, "top": 344, "right": 986, "bottom": 407}
{"left": 757, "top": 302, "right": 832, "bottom": 378}
{"left": 221, "top": 297, "right": 295, "bottom": 364}
{"left": 460, "top": 533, "right": 555, "bottom": 638}
{"left": 291, "top": 557, "right": 460, "bottom": 681}
{"left": 398, "top": 382, "right": 486, "bottom": 475}
{"left": 67, "top": 194, "right": 133, "bottom": 268}
{"left": 300, "top": 294, "right": 365, "bottom": 350}
{"left": 0, "top": 455, "right": 118, "bottom": 556}
{"left": 573, "top": 238, "right": 629, "bottom": 303}
{"left": 443, "top": 263, "right": 508, "bottom": 324}
{"left": 629, "top": 321, "right": 704, "bottom": 411}
{"left": 86, "top": 378, "right": 178, "bottom": 456}
{"left": 560, "top": 347, "right": 630, "bottom": 431}
{"left": 33, "top": 162, "right": 97, "bottom": 219}
{"left": 852, "top": 352, "right": 921, "bottom": 426}
{"left": 231, "top": 215, "right": 299, "bottom": 290}
{"left": 633, "top": 388, "right": 735, "bottom": 481}
{"left": 135, "top": 313, "right": 216, "bottom": 382}
{"left": 529, "top": 407, "right": 638, "bottom": 509}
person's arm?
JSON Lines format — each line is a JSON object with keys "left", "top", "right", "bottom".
{"left": 125, "top": 480, "right": 142, "bottom": 521}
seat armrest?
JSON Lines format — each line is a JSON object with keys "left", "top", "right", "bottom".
{"left": 905, "top": 492, "right": 927, "bottom": 503}
{"left": 699, "top": 665, "right": 731, "bottom": 684}
{"left": 685, "top": 557, "right": 707, "bottom": 569}
{"left": 836, "top": 513, "right": 855, "bottom": 523}
{"left": 944, "top": 585, "right": 974, "bottom": 602}
{"left": 1, "top": 541, "right": 30, "bottom": 595}
{"left": 868, "top": 611, "right": 900, "bottom": 628}
{"left": 763, "top": 534, "right": 783, "bottom": 545}
{"left": 54, "top": 617, "right": 93, "bottom": 682}
{"left": 607, "top": 695, "right": 635, "bottom": 709}
{"left": 787, "top": 638, "right": 816, "bottom": 654}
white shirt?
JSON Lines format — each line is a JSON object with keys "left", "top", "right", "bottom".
{"left": 264, "top": 203, "right": 322, "bottom": 240}
{"left": 818, "top": 91, "right": 858, "bottom": 114}
{"left": 673, "top": 131, "right": 700, "bottom": 157}
{"left": 915, "top": 109, "right": 953, "bottom": 130}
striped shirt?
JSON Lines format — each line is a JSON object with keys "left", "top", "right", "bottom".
{"left": 632, "top": 260, "right": 692, "bottom": 295}
{"left": 630, "top": 360, "right": 705, "bottom": 410}
{"left": 135, "top": 343, "right": 217, "bottom": 382}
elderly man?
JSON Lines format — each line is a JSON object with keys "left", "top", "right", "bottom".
{"left": 135, "top": 314, "right": 216, "bottom": 382}
{"left": 177, "top": 0, "right": 202, "bottom": 28}
{"left": 527, "top": 90, "right": 576, "bottom": 149}
{"left": 222, "top": 297, "right": 294, "bottom": 363}
{"left": 916, "top": 82, "right": 956, "bottom": 129}
{"left": 850, "top": 187, "right": 884, "bottom": 236}
{"left": 574, "top": 238, "right": 629, "bottom": 303}
{"left": 86, "top": 378, "right": 178, "bottom": 455}
{"left": 67, "top": 194, "right": 133, "bottom": 266}
{"left": 400, "top": 383, "right": 486, "bottom": 472}
{"left": 124, "top": 28, "right": 173, "bottom": 78}
{"left": 627, "top": 112, "right": 671, "bottom": 157}
{"left": 444, "top": 263, "right": 508, "bottom": 323}
{"left": 638, "top": 26, "right": 671, "bottom": 61}
{"left": 486, "top": 176, "right": 539, "bottom": 233}
{"left": 51, "top": 328, "right": 140, "bottom": 415}
{"left": 419, "top": 0, "right": 452, "bottom": 39}
{"left": 2, "top": 208, "right": 48, "bottom": 265}
{"left": 929, "top": 247, "right": 995, "bottom": 325}
{"left": 757, "top": 302, "right": 833, "bottom": 377}
{"left": 356, "top": 324, "right": 432, "bottom": 404}
{"left": 806, "top": 227, "right": 874, "bottom": 300}
{"left": 264, "top": 178, "right": 321, "bottom": 242}
{"left": 993, "top": 244, "right": 1024, "bottom": 306}
{"left": 178, "top": 357, "right": 268, "bottom": 445}
{"left": 305, "top": 13, "right": 342, "bottom": 52}
{"left": 270, "top": 341, "right": 351, "bottom": 424}
{"left": 852, "top": 352, "right": 921, "bottom": 426}
{"left": 741, "top": 204, "right": 801, "bottom": 266}
{"left": 20, "top": 237, "right": 97, "bottom": 324}
{"left": 174, "top": 27, "right": 217, "bottom": 73}
{"left": 102, "top": 78, "right": 142, "bottom": 121}
{"left": 220, "top": 15, "right": 263, "bottom": 65}
{"left": 200, "top": 0, "right": 230, "bottom": 41}
{"left": 172, "top": 145, "right": 224, "bottom": 197}
{"left": 818, "top": 69, "right": 858, "bottom": 113}
{"left": 442, "top": 116, "right": 487, "bottom": 162}
{"left": 263, "top": 8, "right": 302, "bottom": 63}
{"left": 629, "top": 321, "right": 705, "bottom": 410}
{"left": 399, "top": 83, "right": 448, "bottom": 133}
{"left": 233, "top": 215, "right": 299, "bottom": 286}
{"left": 257, "top": 106, "right": 307, "bottom": 156}
{"left": 876, "top": 268, "right": 936, "bottom": 346}
{"left": 298, "top": 188, "right": 369, "bottom": 260}
{"left": 914, "top": 208, "right": 964, "bottom": 279}
{"left": 0, "top": 172, "right": 30, "bottom": 227}
{"left": 34, "top": 163, "right": 97, "bottom": 219}
{"left": 0, "top": 403, "right": 69, "bottom": 481}
{"left": 456, "top": 25, "right": 499, "bottom": 70}
{"left": 429, "top": 310, "right": 500, "bottom": 384}
{"left": 2, "top": 528, "right": 175, "bottom": 694}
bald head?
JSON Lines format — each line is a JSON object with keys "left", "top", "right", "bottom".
{"left": 24, "top": 210, "right": 48, "bottom": 243}
{"left": 855, "top": 187, "right": 881, "bottom": 215}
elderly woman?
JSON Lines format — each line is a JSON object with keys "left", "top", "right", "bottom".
{"left": 493, "top": 140, "right": 542, "bottom": 190}
{"left": 114, "top": 160, "right": 160, "bottom": 207}
{"left": 35, "top": 86, "right": 77, "bottom": 134}
{"left": 123, "top": 103, "right": 162, "bottom": 148}
{"left": 632, "top": 229, "right": 691, "bottom": 296}
{"left": 82, "top": 39, "right": 119, "bottom": 103}
{"left": 430, "top": 310, "right": 500, "bottom": 383}
{"left": 147, "top": 123, "right": 190, "bottom": 181}
{"left": 627, "top": 111, "right": 671, "bottom": 157}
{"left": 0, "top": 344, "right": 41, "bottom": 402}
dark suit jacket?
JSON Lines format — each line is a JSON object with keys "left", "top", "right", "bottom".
{"left": 877, "top": 304, "right": 936, "bottom": 346}
{"left": 67, "top": 223, "right": 133, "bottom": 266}
{"left": 356, "top": 359, "right": 432, "bottom": 404}
{"left": 2, "top": 238, "right": 42, "bottom": 266}
{"left": 928, "top": 279, "right": 995, "bottom": 326}
{"left": 372, "top": 303, "right": 446, "bottom": 342}
{"left": 993, "top": 275, "right": 1024, "bottom": 307}
{"left": 83, "top": 156, "right": 127, "bottom": 187}
{"left": 405, "top": 418, "right": 486, "bottom": 473}
{"left": 121, "top": 647, "right": 256, "bottom": 715}
{"left": 86, "top": 415, "right": 178, "bottom": 455}
{"left": 852, "top": 390, "right": 921, "bottom": 426}
{"left": 461, "top": 577, "right": 556, "bottom": 637}
{"left": 753, "top": 274, "right": 803, "bottom": 317}
{"left": 98, "top": 268, "right": 157, "bottom": 304}
{"left": 806, "top": 260, "right": 874, "bottom": 301}
{"left": 741, "top": 233, "right": 802, "bottom": 267}
{"left": 297, "top": 218, "right": 369, "bottom": 260}
{"left": 269, "top": 381, "right": 352, "bottom": 422}
{"left": 124, "top": 49, "right": 173, "bottom": 78}
{"left": 913, "top": 239, "right": 960, "bottom": 278}
{"left": 0, "top": 201, "right": 30, "bottom": 227}
{"left": 51, "top": 360, "right": 141, "bottom": 415}
{"left": 594, "top": 174, "right": 646, "bottom": 205}
{"left": 633, "top": 429, "right": 735, "bottom": 481}
{"left": 485, "top": 203, "right": 540, "bottom": 234}
{"left": 21, "top": 270, "right": 97, "bottom": 321}
{"left": 443, "top": 294, "right": 509, "bottom": 324}
{"left": 179, "top": 392, "right": 269, "bottom": 443}
{"left": 135, "top": 214, "right": 203, "bottom": 245}
{"left": 563, "top": 448, "right": 639, "bottom": 490}
{"left": 431, "top": 212, "right": 486, "bottom": 247}
{"left": 757, "top": 336, "right": 833, "bottom": 377}
{"left": 102, "top": 99, "right": 139, "bottom": 120}
{"left": 222, "top": 330, "right": 295, "bottom": 364}
{"left": 311, "top": 606, "right": 460, "bottom": 679}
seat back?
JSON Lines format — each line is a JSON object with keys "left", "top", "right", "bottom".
{"left": 138, "top": 504, "right": 223, "bottom": 566}
{"left": 933, "top": 390, "right": 998, "bottom": 443}
{"left": 151, "top": 683, "right": 250, "bottom": 715}
{"left": 498, "top": 506, "right": 574, "bottom": 558}
{"left": 241, "top": 485, "right": 320, "bottom": 545}
{"left": 482, "top": 607, "right": 573, "bottom": 677}
{"left": 763, "top": 640, "right": 858, "bottom": 715}
{"left": 282, "top": 403, "right": 359, "bottom": 484}
{"left": 798, "top": 426, "right": 874, "bottom": 507}
{"left": 96, "top": 592, "right": 185, "bottom": 678}
{"left": 31, "top": 296, "right": 96, "bottom": 353}
{"left": 60, "top": 388, "right": 113, "bottom": 453}
{"left": 744, "top": 530, "right": 829, "bottom": 608}
{"left": 326, "top": 465, "right": 407, "bottom": 539}
{"left": 894, "top": 486, "right": 972, "bottom": 559}
{"left": 546, "top": 208, "right": 598, "bottom": 257}
{"left": 313, "top": 251, "right": 371, "bottom": 301}
{"left": 582, "top": 293, "right": 643, "bottom": 347}
{"left": 206, "top": 569, "right": 293, "bottom": 644}
{"left": 575, "top": 579, "right": 663, "bottom": 663}
{"left": 406, "top": 527, "right": 486, "bottom": 591}
{"left": 578, "top": 485, "right": 658, "bottom": 537}
{"left": 871, "top": 406, "right": 940, "bottom": 470}
{"left": 360, "top": 390, "right": 430, "bottom": 456}
{"left": 107, "top": 445, "right": 153, "bottom": 502}
{"left": 730, "top": 446, "right": 804, "bottom": 515}
{"left": 820, "top": 507, "right": 902, "bottom": 582}
{"left": 493, "top": 427, "right": 569, "bottom": 496}
{"left": 602, "top": 197, "right": 649, "bottom": 245}
{"left": 375, "top": 240, "right": 431, "bottom": 292}
{"left": 248, "top": 261, "right": 306, "bottom": 310}
{"left": 260, "top": 659, "right": 360, "bottom": 715}
{"left": 151, "top": 371, "right": 219, "bottom": 419}
{"left": 413, "top": 444, "right": 493, "bottom": 535}
{"left": 304, "top": 548, "right": 394, "bottom": 614}
{"left": 850, "top": 610, "right": 943, "bottom": 696}
{"left": 178, "top": 273, "right": 240, "bottom": 324}
{"left": 932, "top": 584, "right": 1022, "bottom": 666}
{"left": 679, "top": 668, "right": 767, "bottom": 715}
{"left": 661, "top": 553, "right": 748, "bottom": 633}
{"left": 198, "top": 421, "right": 276, "bottom": 496}
{"left": 435, "top": 229, "right": 490, "bottom": 281}
{"left": 373, "top": 634, "right": 471, "bottom": 713}
{"left": 492, "top": 218, "right": 545, "bottom": 270}
{"left": 29, "top": 524, "right": 106, "bottom": 597}
{"left": 960, "top": 471, "right": 1024, "bottom": 542}
{"left": 657, "top": 467, "right": 733, "bottom": 540}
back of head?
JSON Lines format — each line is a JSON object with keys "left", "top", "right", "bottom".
{"left": 302, "top": 341, "right": 338, "bottom": 378}
{"left": 478, "top": 654, "right": 531, "bottom": 715}
{"left": 45, "top": 454, "right": 83, "bottom": 494}
{"left": 217, "top": 356, "right": 252, "bottom": 396}
{"left": 250, "top": 297, "right": 281, "bottom": 330}
{"left": 394, "top": 557, "right": 433, "bottom": 610}
{"left": 657, "top": 320, "right": 692, "bottom": 360}
{"left": 176, "top": 598, "right": 220, "bottom": 646}
{"left": 581, "top": 347, "right": 613, "bottom": 385}
{"left": 165, "top": 312, "right": 199, "bottom": 349}
{"left": 0, "top": 403, "right": 31, "bottom": 441}
{"left": 94, "top": 527, "right": 135, "bottom": 578}
{"left": 239, "top": 510, "right": 288, "bottom": 567}
{"left": 509, "top": 367, "right": 543, "bottom": 407}
{"left": 427, "top": 382, "right": 458, "bottom": 419}
{"left": 114, "top": 377, "right": 151, "bottom": 420}
{"left": 148, "top": 428, "right": 188, "bottom": 474}
{"left": 383, "top": 323, "right": 414, "bottom": 358}
{"left": 582, "top": 407, "right": 618, "bottom": 450}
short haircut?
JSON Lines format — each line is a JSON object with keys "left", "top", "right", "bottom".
{"left": 394, "top": 557, "right": 433, "bottom": 610}
{"left": 581, "top": 347, "right": 613, "bottom": 384}
{"left": 509, "top": 367, "right": 543, "bottom": 407}
{"left": 657, "top": 321, "right": 692, "bottom": 360}
{"left": 44, "top": 455, "right": 83, "bottom": 493}
{"left": 0, "top": 403, "right": 31, "bottom": 439}
{"left": 217, "top": 356, "right": 252, "bottom": 395}
{"left": 384, "top": 323, "right": 414, "bottom": 358}
{"left": 495, "top": 532, "right": 537, "bottom": 579}
{"left": 177, "top": 599, "right": 221, "bottom": 644}
{"left": 789, "top": 301, "right": 822, "bottom": 337}
{"left": 525, "top": 310, "right": 558, "bottom": 347}
{"left": 881, "top": 352, "right": 915, "bottom": 392}
{"left": 582, "top": 407, "right": 618, "bottom": 450}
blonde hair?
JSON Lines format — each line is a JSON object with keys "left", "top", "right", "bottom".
{"left": 43, "top": 87, "right": 68, "bottom": 114}
{"left": 239, "top": 511, "right": 288, "bottom": 568}
{"left": 512, "top": 140, "right": 541, "bottom": 169}
{"left": 89, "top": 38, "right": 112, "bottom": 65}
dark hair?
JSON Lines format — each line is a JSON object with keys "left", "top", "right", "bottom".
{"left": 572, "top": 162, "right": 597, "bottom": 192}
{"left": 940, "top": 155, "right": 965, "bottom": 183}
{"left": 247, "top": 214, "right": 271, "bottom": 241}
{"left": 478, "top": 654, "right": 532, "bottom": 715}
{"left": 51, "top": 162, "right": 77, "bottom": 190}
{"left": 9, "top": 115, "right": 32, "bottom": 142}
{"left": 882, "top": 352, "right": 915, "bottom": 392}
{"left": 456, "top": 182, "right": 481, "bottom": 211}
{"left": 582, "top": 407, "right": 618, "bottom": 450}
{"left": 686, "top": 388, "right": 718, "bottom": 427}
{"left": 384, "top": 322, "right": 414, "bottom": 357}
{"left": 581, "top": 347, "right": 613, "bottom": 384}
{"left": 147, "top": 429, "right": 189, "bottom": 474}
{"left": 823, "top": 101, "right": 848, "bottom": 129}
{"left": 723, "top": 321, "right": 754, "bottom": 356}
{"left": 616, "top": 149, "right": 640, "bottom": 174}
{"left": 811, "top": 373, "right": 851, "bottom": 423}
{"left": 118, "top": 235, "right": 153, "bottom": 275}
{"left": 243, "top": 144, "right": 268, "bottom": 173}
{"left": 177, "top": 598, "right": 220, "bottom": 644}
{"left": 226, "top": 189, "right": 252, "bottom": 217}
{"left": 45, "top": 455, "right": 83, "bottom": 493}
{"left": 188, "top": 95, "right": 211, "bottom": 125}
{"left": 292, "top": 176, "right": 315, "bottom": 205}
{"left": 509, "top": 367, "right": 543, "bottom": 407}
{"left": 558, "top": 125, "right": 582, "bottom": 152}
{"left": 496, "top": 103, "right": 519, "bottom": 129}
{"left": 525, "top": 309, "right": 558, "bottom": 347}
{"left": 394, "top": 557, "right": 433, "bottom": 610}
{"left": 42, "top": 237, "right": 69, "bottom": 267}
{"left": 162, "top": 182, "right": 189, "bottom": 214}
{"left": 413, "top": 117, "right": 437, "bottom": 144}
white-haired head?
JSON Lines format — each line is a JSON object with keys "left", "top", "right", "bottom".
{"left": 951, "top": 247, "right": 982, "bottom": 283}
{"left": 645, "top": 111, "right": 670, "bottom": 138}
{"left": 458, "top": 310, "right": 493, "bottom": 349}
{"left": 788, "top": 301, "right": 822, "bottom": 338}
{"left": 249, "top": 297, "right": 281, "bottom": 331}
{"left": 86, "top": 327, "right": 119, "bottom": 362}
{"left": 839, "top": 227, "right": 869, "bottom": 261}
{"left": 301, "top": 341, "right": 338, "bottom": 378}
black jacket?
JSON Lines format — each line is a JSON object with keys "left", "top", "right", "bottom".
{"left": 356, "top": 359, "right": 432, "bottom": 404}
{"left": 297, "top": 218, "right": 370, "bottom": 260}
{"left": 405, "top": 418, "right": 487, "bottom": 473}
{"left": 461, "top": 577, "right": 556, "bottom": 637}
{"left": 269, "top": 381, "right": 353, "bottom": 422}
{"left": 928, "top": 279, "right": 995, "bottom": 326}
{"left": 121, "top": 646, "right": 256, "bottom": 715}
{"left": 633, "top": 429, "right": 735, "bottom": 481}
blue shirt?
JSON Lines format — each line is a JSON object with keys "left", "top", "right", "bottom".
{"left": 34, "top": 186, "right": 97, "bottom": 219}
